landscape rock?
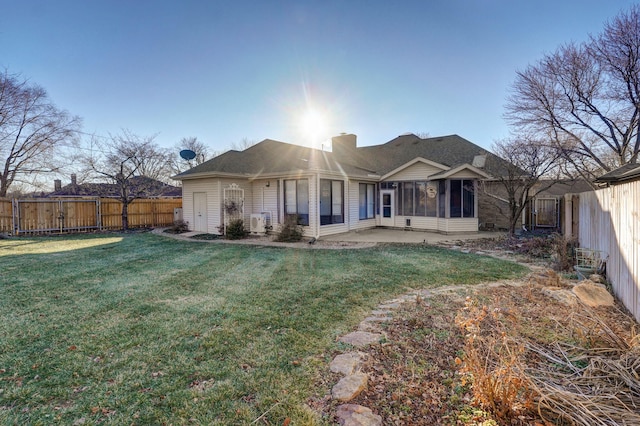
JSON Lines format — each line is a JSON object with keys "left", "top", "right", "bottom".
{"left": 335, "top": 404, "right": 382, "bottom": 426}
{"left": 330, "top": 352, "right": 365, "bottom": 376}
{"left": 339, "top": 331, "right": 382, "bottom": 348}
{"left": 573, "top": 281, "right": 615, "bottom": 307}
{"left": 542, "top": 287, "right": 577, "bottom": 306}
{"left": 332, "top": 373, "right": 368, "bottom": 402}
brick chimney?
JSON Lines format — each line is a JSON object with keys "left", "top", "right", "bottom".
{"left": 331, "top": 133, "right": 357, "bottom": 159}
{"left": 71, "top": 174, "right": 77, "bottom": 185}
{"left": 54, "top": 179, "right": 62, "bottom": 191}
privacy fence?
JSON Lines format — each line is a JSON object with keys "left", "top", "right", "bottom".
{"left": 0, "top": 198, "right": 182, "bottom": 235}
{"left": 566, "top": 180, "right": 640, "bottom": 322}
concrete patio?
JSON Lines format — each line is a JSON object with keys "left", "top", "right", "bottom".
{"left": 320, "top": 228, "right": 505, "bottom": 244}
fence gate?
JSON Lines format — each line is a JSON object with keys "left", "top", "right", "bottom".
{"left": 223, "top": 184, "right": 244, "bottom": 233}
{"left": 534, "top": 198, "right": 559, "bottom": 227}
{"left": 13, "top": 199, "right": 100, "bottom": 234}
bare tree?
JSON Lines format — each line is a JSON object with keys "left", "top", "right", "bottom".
{"left": 505, "top": 5, "right": 640, "bottom": 184}
{"left": 485, "top": 136, "right": 562, "bottom": 236}
{"left": 83, "top": 130, "right": 169, "bottom": 230}
{"left": 230, "top": 137, "right": 257, "bottom": 151}
{"left": 172, "top": 136, "right": 212, "bottom": 174}
{"left": 0, "top": 70, "right": 81, "bottom": 196}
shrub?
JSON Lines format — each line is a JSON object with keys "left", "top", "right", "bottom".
{"left": 225, "top": 219, "right": 248, "bottom": 240}
{"left": 274, "top": 215, "right": 303, "bottom": 242}
{"left": 164, "top": 220, "right": 190, "bottom": 234}
{"left": 553, "top": 234, "right": 578, "bottom": 272}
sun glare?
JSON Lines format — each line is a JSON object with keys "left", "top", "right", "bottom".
{"left": 299, "top": 108, "right": 327, "bottom": 144}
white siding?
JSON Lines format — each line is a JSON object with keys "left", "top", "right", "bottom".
{"left": 251, "top": 179, "right": 279, "bottom": 227}
{"left": 402, "top": 216, "right": 438, "bottom": 230}
{"left": 219, "top": 178, "right": 253, "bottom": 228}
{"left": 447, "top": 170, "right": 482, "bottom": 179}
{"left": 182, "top": 178, "right": 220, "bottom": 234}
{"left": 438, "top": 218, "right": 478, "bottom": 233}
{"left": 386, "top": 162, "right": 443, "bottom": 181}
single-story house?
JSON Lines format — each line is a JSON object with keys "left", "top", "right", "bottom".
{"left": 47, "top": 174, "right": 182, "bottom": 198}
{"left": 173, "top": 133, "right": 513, "bottom": 238}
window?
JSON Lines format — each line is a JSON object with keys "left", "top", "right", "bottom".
{"left": 462, "top": 180, "right": 475, "bottom": 218}
{"left": 359, "top": 183, "right": 375, "bottom": 219}
{"left": 426, "top": 182, "right": 437, "bottom": 216}
{"left": 284, "top": 179, "right": 309, "bottom": 225}
{"left": 402, "top": 182, "right": 414, "bottom": 216}
{"left": 449, "top": 179, "right": 475, "bottom": 218}
{"left": 320, "top": 179, "right": 344, "bottom": 225}
{"left": 438, "top": 180, "right": 446, "bottom": 217}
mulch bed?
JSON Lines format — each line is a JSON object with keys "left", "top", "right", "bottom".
{"left": 314, "top": 236, "right": 639, "bottom": 425}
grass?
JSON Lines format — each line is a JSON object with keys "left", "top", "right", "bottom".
{"left": 0, "top": 233, "right": 527, "bottom": 425}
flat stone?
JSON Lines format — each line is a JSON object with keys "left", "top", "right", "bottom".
{"left": 573, "top": 281, "right": 614, "bottom": 307}
{"left": 332, "top": 373, "right": 368, "bottom": 402}
{"left": 363, "top": 316, "right": 389, "bottom": 323}
{"left": 339, "top": 331, "right": 382, "bottom": 347}
{"left": 357, "top": 321, "right": 382, "bottom": 333}
{"left": 330, "top": 352, "right": 364, "bottom": 376}
{"left": 377, "top": 302, "right": 401, "bottom": 309}
{"left": 370, "top": 310, "right": 391, "bottom": 316}
{"left": 336, "top": 404, "right": 382, "bottom": 426}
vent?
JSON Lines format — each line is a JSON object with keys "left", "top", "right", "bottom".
{"left": 472, "top": 155, "right": 486, "bottom": 168}
{"left": 250, "top": 214, "right": 267, "bottom": 234}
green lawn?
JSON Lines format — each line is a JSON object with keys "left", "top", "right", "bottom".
{"left": 0, "top": 233, "right": 527, "bottom": 425}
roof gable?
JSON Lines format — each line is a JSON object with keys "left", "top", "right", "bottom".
{"left": 380, "top": 157, "right": 448, "bottom": 180}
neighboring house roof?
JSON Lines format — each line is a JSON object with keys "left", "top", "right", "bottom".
{"left": 174, "top": 134, "right": 511, "bottom": 181}
{"left": 531, "top": 179, "right": 595, "bottom": 197}
{"left": 47, "top": 176, "right": 182, "bottom": 198}
{"left": 595, "top": 163, "right": 640, "bottom": 184}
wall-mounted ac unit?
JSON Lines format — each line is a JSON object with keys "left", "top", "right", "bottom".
{"left": 250, "top": 213, "right": 267, "bottom": 234}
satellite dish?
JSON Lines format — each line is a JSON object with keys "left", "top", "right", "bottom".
{"left": 180, "top": 149, "right": 196, "bottom": 160}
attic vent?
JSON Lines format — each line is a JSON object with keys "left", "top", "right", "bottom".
{"left": 472, "top": 155, "right": 486, "bottom": 168}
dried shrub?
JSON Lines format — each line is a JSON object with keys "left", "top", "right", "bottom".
{"left": 274, "top": 215, "right": 303, "bottom": 242}
{"left": 455, "top": 297, "right": 537, "bottom": 423}
{"left": 553, "top": 234, "right": 578, "bottom": 272}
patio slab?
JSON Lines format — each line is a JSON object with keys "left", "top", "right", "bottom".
{"left": 320, "top": 228, "right": 504, "bottom": 244}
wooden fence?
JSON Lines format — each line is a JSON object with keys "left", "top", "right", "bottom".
{"left": 0, "top": 198, "right": 182, "bottom": 234}
{"left": 567, "top": 180, "right": 640, "bottom": 322}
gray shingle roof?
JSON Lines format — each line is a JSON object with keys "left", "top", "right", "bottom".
{"left": 595, "top": 163, "right": 640, "bottom": 184}
{"left": 48, "top": 176, "right": 181, "bottom": 198}
{"left": 174, "top": 134, "right": 511, "bottom": 180}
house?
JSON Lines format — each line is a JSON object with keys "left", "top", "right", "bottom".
{"left": 47, "top": 174, "right": 182, "bottom": 198}
{"left": 173, "top": 133, "right": 513, "bottom": 238}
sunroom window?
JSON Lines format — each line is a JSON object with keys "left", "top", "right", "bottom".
{"left": 320, "top": 179, "right": 344, "bottom": 225}
{"left": 284, "top": 179, "right": 309, "bottom": 225}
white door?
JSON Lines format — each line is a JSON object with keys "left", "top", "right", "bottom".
{"left": 380, "top": 190, "right": 394, "bottom": 227}
{"left": 193, "top": 192, "right": 208, "bottom": 232}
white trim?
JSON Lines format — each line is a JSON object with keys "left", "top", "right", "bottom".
{"left": 429, "top": 163, "right": 491, "bottom": 179}
{"left": 380, "top": 157, "right": 449, "bottom": 180}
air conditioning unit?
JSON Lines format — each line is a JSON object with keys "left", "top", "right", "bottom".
{"left": 250, "top": 213, "right": 267, "bottom": 234}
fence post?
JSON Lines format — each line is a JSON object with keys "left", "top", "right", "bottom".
{"left": 97, "top": 198, "right": 103, "bottom": 230}
{"left": 12, "top": 199, "right": 18, "bottom": 235}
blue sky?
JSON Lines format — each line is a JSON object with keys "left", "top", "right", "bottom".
{"left": 2, "top": 1, "right": 638, "bottom": 153}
